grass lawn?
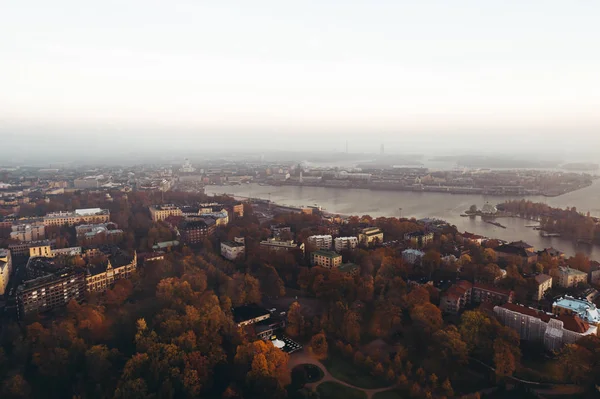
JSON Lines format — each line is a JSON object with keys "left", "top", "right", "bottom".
{"left": 321, "top": 354, "right": 389, "bottom": 389}
{"left": 317, "top": 382, "right": 367, "bottom": 399}
{"left": 373, "top": 390, "right": 405, "bottom": 399}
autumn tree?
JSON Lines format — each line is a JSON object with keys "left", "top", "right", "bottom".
{"left": 308, "top": 332, "right": 328, "bottom": 360}
{"left": 285, "top": 302, "right": 305, "bottom": 338}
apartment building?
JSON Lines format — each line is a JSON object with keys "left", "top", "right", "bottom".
{"left": 534, "top": 274, "right": 553, "bottom": 301}
{"left": 17, "top": 268, "right": 86, "bottom": 318}
{"left": 472, "top": 283, "right": 514, "bottom": 305}
{"left": 404, "top": 231, "right": 434, "bottom": 248}
{"left": 311, "top": 250, "right": 343, "bottom": 269}
{"left": 43, "top": 208, "right": 110, "bottom": 227}
{"left": 86, "top": 250, "right": 137, "bottom": 293}
{"left": 358, "top": 227, "right": 383, "bottom": 246}
{"left": 440, "top": 280, "right": 472, "bottom": 314}
{"left": 149, "top": 204, "right": 182, "bottom": 222}
{"left": 179, "top": 219, "right": 216, "bottom": 245}
{"left": 10, "top": 223, "right": 45, "bottom": 242}
{"left": 221, "top": 240, "right": 246, "bottom": 261}
{"left": 9, "top": 240, "right": 55, "bottom": 257}
{"left": 76, "top": 223, "right": 124, "bottom": 244}
{"left": 495, "top": 303, "right": 596, "bottom": 351}
{"left": 260, "top": 238, "right": 305, "bottom": 254}
{"left": 0, "top": 249, "right": 12, "bottom": 295}
{"left": 307, "top": 235, "right": 333, "bottom": 250}
{"left": 557, "top": 266, "right": 587, "bottom": 288}
{"left": 334, "top": 237, "right": 358, "bottom": 252}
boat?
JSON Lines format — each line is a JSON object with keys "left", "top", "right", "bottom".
{"left": 485, "top": 221, "right": 506, "bottom": 229}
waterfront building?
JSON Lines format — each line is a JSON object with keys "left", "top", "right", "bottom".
{"left": 260, "top": 238, "right": 305, "bottom": 254}
{"left": 358, "top": 227, "right": 383, "bottom": 246}
{"left": 557, "top": 266, "right": 587, "bottom": 288}
{"left": 307, "top": 235, "right": 333, "bottom": 250}
{"left": 149, "top": 204, "right": 183, "bottom": 222}
{"left": 495, "top": 241, "right": 538, "bottom": 264}
{"left": 0, "top": 249, "right": 12, "bottom": 295}
{"left": 221, "top": 240, "right": 246, "bottom": 261}
{"left": 494, "top": 303, "right": 595, "bottom": 351}
{"left": 334, "top": 237, "right": 358, "bottom": 252}
{"left": 311, "top": 250, "right": 342, "bottom": 269}
{"left": 43, "top": 208, "right": 110, "bottom": 227}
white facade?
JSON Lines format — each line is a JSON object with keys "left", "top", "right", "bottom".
{"left": 221, "top": 241, "right": 245, "bottom": 261}
{"left": 0, "top": 249, "right": 12, "bottom": 295}
{"left": 307, "top": 235, "right": 333, "bottom": 250}
{"left": 334, "top": 237, "right": 358, "bottom": 252}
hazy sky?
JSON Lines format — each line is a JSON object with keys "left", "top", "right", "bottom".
{"left": 1, "top": 1, "right": 600, "bottom": 158}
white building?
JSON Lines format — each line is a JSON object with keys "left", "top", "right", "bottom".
{"left": 494, "top": 303, "right": 596, "bottom": 352}
{"left": 557, "top": 266, "right": 587, "bottom": 288}
{"left": 221, "top": 241, "right": 245, "bottom": 261}
{"left": 260, "top": 238, "right": 305, "bottom": 254}
{"left": 402, "top": 249, "right": 425, "bottom": 265}
{"left": 334, "top": 237, "right": 358, "bottom": 252}
{"left": 0, "top": 249, "right": 12, "bottom": 295}
{"left": 307, "top": 235, "right": 333, "bottom": 250}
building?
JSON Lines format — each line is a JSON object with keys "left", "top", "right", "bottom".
{"left": 358, "top": 227, "right": 383, "bottom": 247}
{"left": 404, "top": 231, "right": 434, "bottom": 248}
{"left": 9, "top": 240, "right": 55, "bottom": 257}
{"left": 307, "top": 235, "right": 333, "bottom": 250}
{"left": 74, "top": 177, "right": 100, "bottom": 189}
{"left": 221, "top": 240, "right": 246, "bottom": 261}
{"left": 495, "top": 241, "right": 538, "bottom": 264}
{"left": 271, "top": 225, "right": 292, "bottom": 238}
{"left": 460, "top": 232, "right": 486, "bottom": 245}
{"left": 472, "top": 283, "right": 514, "bottom": 305}
{"left": 260, "top": 238, "right": 305, "bottom": 254}
{"left": 494, "top": 303, "right": 596, "bottom": 351}
{"left": 232, "top": 203, "right": 244, "bottom": 218}
{"left": 311, "top": 250, "right": 342, "bottom": 269}
{"left": 76, "top": 223, "right": 124, "bottom": 243}
{"left": 233, "top": 304, "right": 271, "bottom": 327}
{"left": 552, "top": 296, "right": 600, "bottom": 326}
{"left": 537, "top": 247, "right": 565, "bottom": 261}
{"left": 589, "top": 262, "right": 600, "bottom": 285}
{"left": 86, "top": 249, "right": 137, "bottom": 293}
{"left": 534, "top": 274, "right": 553, "bottom": 301}
{"left": 29, "top": 244, "right": 52, "bottom": 258}
{"left": 254, "top": 317, "right": 286, "bottom": 341}
{"left": 557, "top": 266, "right": 587, "bottom": 288}
{"left": 179, "top": 219, "right": 215, "bottom": 245}
{"left": 402, "top": 249, "right": 425, "bottom": 265}
{"left": 0, "top": 249, "right": 12, "bottom": 295}
{"left": 334, "top": 237, "right": 359, "bottom": 252}
{"left": 440, "top": 280, "right": 472, "bottom": 314}
{"left": 149, "top": 204, "right": 183, "bottom": 222}
{"left": 43, "top": 208, "right": 110, "bottom": 227}
{"left": 17, "top": 268, "right": 86, "bottom": 318}
{"left": 10, "top": 223, "right": 45, "bottom": 242}
{"left": 152, "top": 240, "right": 180, "bottom": 251}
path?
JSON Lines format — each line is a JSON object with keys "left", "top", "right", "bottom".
{"left": 289, "top": 349, "right": 394, "bottom": 399}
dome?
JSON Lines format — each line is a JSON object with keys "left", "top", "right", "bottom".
{"left": 271, "top": 339, "right": 285, "bottom": 349}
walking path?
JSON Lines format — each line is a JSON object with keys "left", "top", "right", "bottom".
{"left": 288, "top": 349, "right": 394, "bottom": 399}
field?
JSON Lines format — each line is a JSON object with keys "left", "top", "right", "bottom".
{"left": 321, "top": 354, "right": 389, "bottom": 389}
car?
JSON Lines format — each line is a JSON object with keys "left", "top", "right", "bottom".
{"left": 279, "top": 311, "right": 286, "bottom": 316}
{"left": 268, "top": 308, "right": 276, "bottom": 313}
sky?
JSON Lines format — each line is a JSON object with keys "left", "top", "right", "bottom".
{"left": 1, "top": 1, "right": 600, "bottom": 160}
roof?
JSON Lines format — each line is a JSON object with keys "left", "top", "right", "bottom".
{"left": 361, "top": 227, "right": 381, "bottom": 234}
{"left": 312, "top": 250, "right": 341, "bottom": 259}
{"left": 75, "top": 208, "right": 105, "bottom": 216}
{"left": 558, "top": 266, "right": 587, "bottom": 277}
{"left": 338, "top": 263, "right": 360, "bottom": 274}
{"left": 534, "top": 274, "right": 552, "bottom": 285}
{"left": 403, "top": 249, "right": 425, "bottom": 256}
{"left": 500, "top": 303, "right": 590, "bottom": 334}
{"left": 474, "top": 282, "right": 512, "bottom": 297}
{"left": 495, "top": 244, "right": 536, "bottom": 258}
{"left": 406, "top": 231, "right": 431, "bottom": 238}
{"left": 444, "top": 280, "right": 473, "bottom": 300}
{"left": 553, "top": 296, "right": 600, "bottom": 324}
{"left": 222, "top": 240, "right": 244, "bottom": 248}
{"left": 153, "top": 240, "right": 180, "bottom": 249}
{"left": 232, "top": 304, "right": 270, "bottom": 324}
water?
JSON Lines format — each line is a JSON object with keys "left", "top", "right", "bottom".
{"left": 206, "top": 180, "right": 600, "bottom": 260}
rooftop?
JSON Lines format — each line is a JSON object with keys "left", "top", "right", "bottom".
{"left": 222, "top": 240, "right": 245, "bottom": 248}
{"left": 474, "top": 282, "right": 512, "bottom": 296}
{"left": 554, "top": 296, "right": 600, "bottom": 325}
{"left": 534, "top": 274, "right": 552, "bottom": 285}
{"left": 338, "top": 263, "right": 360, "bottom": 274}
{"left": 312, "top": 250, "right": 341, "bottom": 258}
{"left": 500, "top": 303, "right": 591, "bottom": 334}
{"left": 232, "top": 304, "right": 270, "bottom": 324}
{"left": 558, "top": 266, "right": 587, "bottom": 276}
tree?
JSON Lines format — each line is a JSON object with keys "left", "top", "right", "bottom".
{"left": 2, "top": 374, "right": 31, "bottom": 399}
{"left": 308, "top": 332, "right": 328, "bottom": 360}
{"left": 285, "top": 302, "right": 305, "bottom": 338}
{"left": 410, "top": 303, "right": 443, "bottom": 335}
{"left": 493, "top": 338, "right": 516, "bottom": 380}
{"left": 469, "top": 205, "right": 477, "bottom": 213}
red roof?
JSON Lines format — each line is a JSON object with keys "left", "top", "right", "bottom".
{"left": 474, "top": 282, "right": 512, "bottom": 296}
{"left": 499, "top": 303, "right": 589, "bottom": 333}
{"left": 444, "top": 280, "right": 472, "bottom": 300}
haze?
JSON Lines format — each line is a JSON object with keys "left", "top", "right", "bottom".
{"left": 1, "top": 1, "right": 599, "bottom": 162}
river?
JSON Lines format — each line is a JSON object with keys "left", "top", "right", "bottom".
{"left": 206, "top": 180, "right": 600, "bottom": 260}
